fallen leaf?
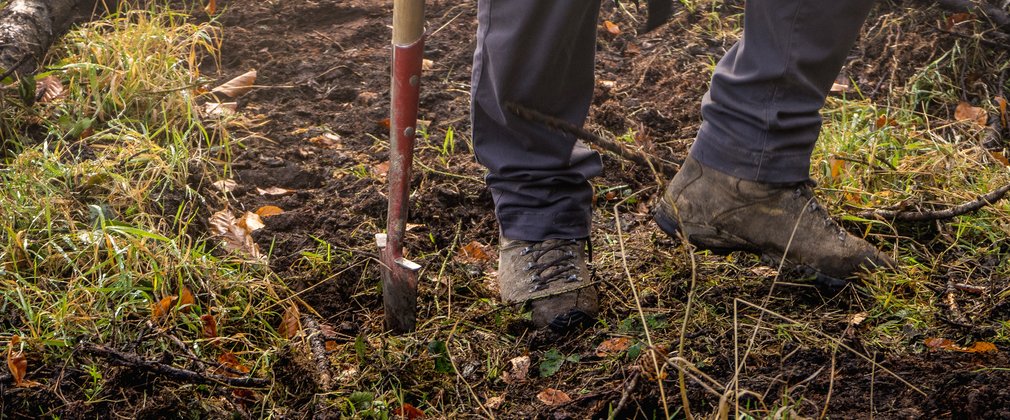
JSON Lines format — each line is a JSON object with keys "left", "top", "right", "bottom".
{"left": 749, "top": 266, "right": 779, "bottom": 277}
{"left": 996, "top": 96, "right": 1007, "bottom": 127}
{"left": 485, "top": 395, "right": 505, "bottom": 410}
{"left": 212, "top": 70, "right": 257, "bottom": 98}
{"left": 946, "top": 12, "right": 972, "bottom": 29}
{"left": 536, "top": 388, "right": 571, "bottom": 406}
{"left": 875, "top": 115, "right": 897, "bottom": 129}
{"left": 830, "top": 82, "right": 849, "bottom": 94}
{"left": 179, "top": 287, "right": 196, "bottom": 312}
{"left": 256, "top": 186, "right": 292, "bottom": 196}
{"left": 393, "top": 403, "right": 426, "bottom": 419}
{"left": 371, "top": 161, "right": 390, "bottom": 178}
{"left": 925, "top": 337, "right": 999, "bottom": 353}
{"left": 279, "top": 304, "right": 301, "bottom": 339}
{"left": 847, "top": 312, "right": 868, "bottom": 326}
{"left": 201, "top": 314, "right": 218, "bottom": 340}
{"left": 7, "top": 336, "right": 29, "bottom": 387}
{"left": 599, "top": 80, "right": 616, "bottom": 89}
{"left": 152, "top": 295, "right": 178, "bottom": 321}
{"left": 212, "top": 179, "right": 238, "bottom": 193}
{"left": 990, "top": 151, "right": 1009, "bottom": 166}
{"left": 203, "top": 101, "right": 237, "bottom": 117}
{"left": 829, "top": 158, "right": 846, "bottom": 181}
{"left": 255, "top": 205, "right": 285, "bottom": 218}
{"left": 205, "top": 0, "right": 216, "bottom": 14}
{"left": 208, "top": 210, "right": 263, "bottom": 260}
{"left": 379, "top": 118, "right": 391, "bottom": 129}
{"left": 965, "top": 341, "right": 998, "bottom": 353}
{"left": 954, "top": 101, "right": 987, "bottom": 126}
{"left": 603, "top": 20, "right": 621, "bottom": 35}
{"left": 325, "top": 340, "right": 338, "bottom": 352}
{"left": 35, "top": 76, "right": 64, "bottom": 103}
{"left": 502, "top": 355, "right": 530, "bottom": 384}
{"left": 308, "top": 133, "right": 342, "bottom": 147}
{"left": 421, "top": 59, "right": 434, "bottom": 71}
{"left": 457, "top": 241, "right": 491, "bottom": 263}
{"left": 218, "top": 352, "right": 251, "bottom": 374}
{"left": 595, "top": 337, "right": 633, "bottom": 357}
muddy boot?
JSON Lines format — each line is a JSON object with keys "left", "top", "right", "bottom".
{"left": 498, "top": 237, "right": 599, "bottom": 333}
{"left": 654, "top": 157, "right": 894, "bottom": 291}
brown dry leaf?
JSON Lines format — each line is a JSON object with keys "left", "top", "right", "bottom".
{"left": 990, "top": 151, "right": 1010, "bottom": 166}
{"left": 393, "top": 403, "right": 426, "bottom": 419}
{"left": 325, "top": 340, "right": 338, "bottom": 352}
{"left": 371, "top": 161, "right": 390, "bottom": 178}
{"left": 379, "top": 118, "right": 391, "bottom": 129}
{"left": 847, "top": 312, "right": 868, "bottom": 326}
{"left": 308, "top": 132, "right": 342, "bottom": 147}
{"left": 954, "top": 101, "right": 987, "bottom": 126}
{"left": 256, "top": 186, "right": 293, "bottom": 196}
{"left": 536, "top": 388, "right": 571, "bottom": 406}
{"left": 875, "top": 115, "right": 897, "bottom": 129}
{"left": 35, "top": 76, "right": 64, "bottom": 103}
{"left": 205, "top": 0, "right": 216, "bottom": 14}
{"left": 6, "top": 336, "right": 36, "bottom": 387}
{"left": 237, "top": 212, "right": 265, "bottom": 232}
{"left": 201, "top": 314, "right": 218, "bottom": 340}
{"left": 829, "top": 82, "right": 849, "bottom": 94}
{"left": 946, "top": 12, "right": 972, "bottom": 29}
{"left": 749, "top": 266, "right": 778, "bottom": 277}
{"left": 965, "top": 341, "right": 998, "bottom": 353}
{"left": 421, "top": 59, "right": 434, "bottom": 71}
{"left": 208, "top": 210, "right": 263, "bottom": 260}
{"left": 457, "top": 241, "right": 491, "bottom": 263}
{"left": 485, "top": 395, "right": 505, "bottom": 410}
{"left": 212, "top": 70, "right": 257, "bottom": 98}
{"left": 595, "top": 337, "right": 633, "bottom": 357}
{"left": 212, "top": 179, "right": 238, "bottom": 193}
{"left": 279, "top": 304, "right": 301, "bottom": 339}
{"left": 255, "top": 205, "right": 285, "bottom": 218}
{"left": 218, "top": 352, "right": 251, "bottom": 374}
{"left": 996, "top": 96, "right": 1008, "bottom": 127}
{"left": 502, "top": 355, "right": 530, "bottom": 384}
{"left": 603, "top": 20, "right": 621, "bottom": 35}
{"left": 152, "top": 296, "right": 178, "bottom": 321}
{"left": 203, "top": 101, "right": 237, "bottom": 117}
{"left": 179, "top": 287, "right": 196, "bottom": 312}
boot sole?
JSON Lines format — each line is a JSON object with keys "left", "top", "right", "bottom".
{"left": 654, "top": 209, "right": 851, "bottom": 295}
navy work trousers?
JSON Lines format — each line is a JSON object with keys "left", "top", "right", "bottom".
{"left": 471, "top": 0, "right": 875, "bottom": 242}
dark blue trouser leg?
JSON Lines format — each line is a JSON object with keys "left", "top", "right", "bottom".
{"left": 472, "top": 0, "right": 875, "bottom": 240}
{"left": 691, "top": 0, "right": 876, "bottom": 183}
{"left": 471, "top": 0, "right": 603, "bottom": 242}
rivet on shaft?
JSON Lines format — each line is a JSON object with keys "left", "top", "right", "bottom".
{"left": 404, "top": 127, "right": 415, "bottom": 138}
{"left": 409, "top": 75, "right": 419, "bottom": 86}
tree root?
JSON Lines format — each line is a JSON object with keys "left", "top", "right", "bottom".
{"left": 79, "top": 342, "right": 270, "bottom": 388}
{"left": 301, "top": 315, "right": 333, "bottom": 392}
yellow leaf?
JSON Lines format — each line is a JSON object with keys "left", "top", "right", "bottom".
{"left": 212, "top": 70, "right": 257, "bottom": 99}
{"left": 255, "top": 205, "right": 285, "bottom": 218}
{"left": 536, "top": 388, "right": 571, "bottom": 406}
{"left": 603, "top": 20, "right": 621, "bottom": 35}
{"left": 965, "top": 341, "right": 998, "bottom": 353}
{"left": 829, "top": 158, "right": 846, "bottom": 181}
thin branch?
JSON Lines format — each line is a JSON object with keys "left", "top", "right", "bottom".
{"left": 505, "top": 101, "right": 680, "bottom": 178}
{"left": 301, "top": 315, "right": 333, "bottom": 392}
{"left": 79, "top": 342, "right": 270, "bottom": 388}
{"left": 855, "top": 183, "right": 1010, "bottom": 221}
{"left": 917, "top": 0, "right": 1010, "bottom": 32}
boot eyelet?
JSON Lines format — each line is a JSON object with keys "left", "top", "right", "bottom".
{"left": 566, "top": 274, "right": 579, "bottom": 282}
{"left": 530, "top": 274, "right": 541, "bottom": 284}
{"left": 521, "top": 247, "right": 531, "bottom": 255}
{"left": 524, "top": 262, "right": 534, "bottom": 271}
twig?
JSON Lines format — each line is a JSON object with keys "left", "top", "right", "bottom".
{"left": 301, "top": 315, "right": 333, "bottom": 392}
{"left": 505, "top": 102, "right": 680, "bottom": 178}
{"left": 854, "top": 183, "right": 1010, "bottom": 221}
{"left": 608, "top": 369, "right": 642, "bottom": 420}
{"left": 79, "top": 342, "right": 269, "bottom": 388}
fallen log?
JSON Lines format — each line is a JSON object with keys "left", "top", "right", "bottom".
{"left": 0, "top": 0, "right": 114, "bottom": 77}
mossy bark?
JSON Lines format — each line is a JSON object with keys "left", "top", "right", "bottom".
{"left": 0, "top": 0, "right": 113, "bottom": 77}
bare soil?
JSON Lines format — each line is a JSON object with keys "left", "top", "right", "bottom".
{"left": 5, "top": 0, "right": 1009, "bottom": 418}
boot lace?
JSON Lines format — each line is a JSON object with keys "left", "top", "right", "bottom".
{"left": 520, "top": 239, "right": 586, "bottom": 293}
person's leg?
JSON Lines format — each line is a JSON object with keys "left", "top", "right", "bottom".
{"left": 471, "top": 0, "right": 602, "bottom": 331}
{"left": 692, "top": 0, "right": 875, "bottom": 182}
{"left": 656, "top": 0, "right": 893, "bottom": 289}
{"left": 471, "top": 0, "right": 603, "bottom": 242}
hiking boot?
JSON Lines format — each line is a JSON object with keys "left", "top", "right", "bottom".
{"left": 654, "top": 157, "right": 894, "bottom": 290}
{"left": 498, "top": 237, "right": 599, "bottom": 332}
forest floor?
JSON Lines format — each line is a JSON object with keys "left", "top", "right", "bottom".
{"left": 3, "top": 0, "right": 1010, "bottom": 418}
